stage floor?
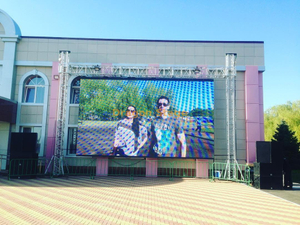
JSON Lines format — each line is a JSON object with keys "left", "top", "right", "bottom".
{"left": 0, "top": 176, "right": 299, "bottom": 224}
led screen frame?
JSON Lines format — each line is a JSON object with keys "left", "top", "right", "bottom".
{"left": 76, "top": 78, "right": 214, "bottom": 158}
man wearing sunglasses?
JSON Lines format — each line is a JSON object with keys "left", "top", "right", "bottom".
{"left": 149, "top": 96, "right": 186, "bottom": 157}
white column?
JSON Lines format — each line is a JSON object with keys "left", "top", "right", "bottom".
{"left": 0, "top": 36, "right": 20, "bottom": 99}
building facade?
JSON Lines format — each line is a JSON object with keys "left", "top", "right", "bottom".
{"left": 0, "top": 9, "right": 265, "bottom": 173}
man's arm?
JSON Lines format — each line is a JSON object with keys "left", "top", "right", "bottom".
{"left": 177, "top": 132, "right": 186, "bottom": 157}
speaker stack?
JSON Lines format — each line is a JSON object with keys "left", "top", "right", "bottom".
{"left": 254, "top": 141, "right": 283, "bottom": 190}
{"left": 9, "top": 132, "right": 38, "bottom": 178}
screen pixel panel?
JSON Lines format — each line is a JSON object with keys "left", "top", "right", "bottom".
{"left": 76, "top": 79, "right": 214, "bottom": 158}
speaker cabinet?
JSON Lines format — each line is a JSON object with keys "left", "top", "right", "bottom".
{"left": 256, "top": 141, "right": 271, "bottom": 163}
{"left": 9, "top": 133, "right": 38, "bottom": 179}
{"left": 254, "top": 163, "right": 282, "bottom": 177}
{"left": 10, "top": 132, "right": 37, "bottom": 159}
{"left": 254, "top": 163, "right": 283, "bottom": 190}
{"left": 254, "top": 175, "right": 283, "bottom": 190}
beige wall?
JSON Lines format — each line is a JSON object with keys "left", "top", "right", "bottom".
{"left": 16, "top": 38, "right": 264, "bottom": 66}
{"left": 212, "top": 72, "right": 246, "bottom": 162}
{"left": 14, "top": 37, "right": 264, "bottom": 161}
{"left": 20, "top": 105, "right": 44, "bottom": 124}
{"left": 0, "top": 122, "right": 9, "bottom": 155}
{"left": 0, "top": 122, "right": 10, "bottom": 170}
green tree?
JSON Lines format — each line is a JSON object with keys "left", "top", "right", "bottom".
{"left": 272, "top": 121, "right": 300, "bottom": 168}
{"left": 78, "top": 80, "right": 174, "bottom": 120}
{"left": 188, "top": 108, "right": 214, "bottom": 118}
{"left": 264, "top": 100, "right": 300, "bottom": 142}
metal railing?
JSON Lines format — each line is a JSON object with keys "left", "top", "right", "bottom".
{"left": 63, "top": 157, "right": 96, "bottom": 179}
{"left": 157, "top": 160, "right": 197, "bottom": 180}
{"left": 7, "top": 157, "right": 250, "bottom": 184}
{"left": 107, "top": 158, "right": 146, "bottom": 180}
{"left": 8, "top": 158, "right": 48, "bottom": 180}
{"left": 105, "top": 159, "right": 211, "bottom": 180}
{"left": 210, "top": 162, "right": 251, "bottom": 185}
{"left": 8, "top": 157, "right": 96, "bottom": 179}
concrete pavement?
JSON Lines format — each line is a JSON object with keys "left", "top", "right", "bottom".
{"left": 0, "top": 177, "right": 299, "bottom": 224}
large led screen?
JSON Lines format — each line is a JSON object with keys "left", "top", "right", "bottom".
{"left": 76, "top": 79, "right": 214, "bottom": 158}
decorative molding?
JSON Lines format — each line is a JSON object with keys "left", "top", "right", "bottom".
{"left": 0, "top": 36, "right": 21, "bottom": 42}
{"left": 68, "top": 64, "right": 236, "bottom": 80}
{"left": 15, "top": 61, "right": 53, "bottom": 67}
{"left": 8, "top": 62, "right": 265, "bottom": 73}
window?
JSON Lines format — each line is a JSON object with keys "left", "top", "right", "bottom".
{"left": 67, "top": 127, "right": 78, "bottom": 154}
{"left": 70, "top": 78, "right": 80, "bottom": 104}
{"left": 20, "top": 126, "right": 42, "bottom": 154}
{"left": 23, "top": 75, "right": 45, "bottom": 103}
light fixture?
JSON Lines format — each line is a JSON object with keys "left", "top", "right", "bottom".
{"left": 93, "top": 65, "right": 101, "bottom": 71}
{"left": 54, "top": 75, "right": 59, "bottom": 80}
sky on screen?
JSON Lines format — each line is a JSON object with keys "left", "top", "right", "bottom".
{"left": 1, "top": 0, "right": 299, "bottom": 111}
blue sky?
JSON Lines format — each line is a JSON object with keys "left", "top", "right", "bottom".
{"left": 1, "top": 0, "right": 299, "bottom": 110}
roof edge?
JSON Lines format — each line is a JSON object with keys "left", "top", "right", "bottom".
{"left": 21, "top": 36, "right": 264, "bottom": 44}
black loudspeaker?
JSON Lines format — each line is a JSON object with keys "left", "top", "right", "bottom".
{"left": 254, "top": 163, "right": 282, "bottom": 177}
{"left": 256, "top": 141, "right": 271, "bottom": 163}
{"left": 10, "top": 132, "right": 38, "bottom": 159}
{"left": 9, "top": 133, "right": 38, "bottom": 179}
{"left": 254, "top": 175, "right": 283, "bottom": 190}
{"left": 253, "top": 163, "right": 283, "bottom": 190}
{"left": 271, "top": 141, "right": 283, "bottom": 165}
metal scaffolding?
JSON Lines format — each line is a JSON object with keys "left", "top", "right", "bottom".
{"left": 53, "top": 52, "right": 240, "bottom": 179}
{"left": 51, "top": 50, "right": 71, "bottom": 176}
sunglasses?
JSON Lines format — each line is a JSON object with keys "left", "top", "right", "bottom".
{"left": 158, "top": 103, "right": 168, "bottom": 107}
{"left": 127, "top": 109, "right": 135, "bottom": 113}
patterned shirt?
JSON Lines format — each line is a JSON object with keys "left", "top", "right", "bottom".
{"left": 151, "top": 116, "right": 184, "bottom": 157}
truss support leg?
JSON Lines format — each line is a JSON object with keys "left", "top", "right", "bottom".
{"left": 224, "top": 160, "right": 231, "bottom": 180}
{"left": 45, "top": 155, "right": 54, "bottom": 175}
{"left": 44, "top": 155, "right": 69, "bottom": 177}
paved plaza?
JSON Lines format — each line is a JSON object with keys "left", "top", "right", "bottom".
{"left": 0, "top": 176, "right": 299, "bottom": 224}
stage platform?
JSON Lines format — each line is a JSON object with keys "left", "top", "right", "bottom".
{"left": 0, "top": 177, "right": 299, "bottom": 224}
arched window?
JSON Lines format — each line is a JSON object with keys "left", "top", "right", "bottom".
{"left": 70, "top": 78, "right": 80, "bottom": 104}
{"left": 23, "top": 75, "right": 45, "bottom": 103}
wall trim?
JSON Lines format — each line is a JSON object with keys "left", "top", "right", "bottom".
{"left": 15, "top": 61, "right": 53, "bottom": 67}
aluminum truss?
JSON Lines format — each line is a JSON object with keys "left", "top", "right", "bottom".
{"left": 53, "top": 52, "right": 240, "bottom": 180}
{"left": 68, "top": 64, "right": 228, "bottom": 79}
{"left": 51, "top": 50, "right": 71, "bottom": 176}
{"left": 224, "top": 53, "right": 242, "bottom": 180}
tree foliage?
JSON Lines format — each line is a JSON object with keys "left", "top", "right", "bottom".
{"left": 272, "top": 121, "right": 300, "bottom": 169}
{"left": 78, "top": 80, "right": 174, "bottom": 120}
{"left": 264, "top": 100, "right": 300, "bottom": 142}
{"left": 272, "top": 121, "right": 300, "bottom": 159}
{"left": 188, "top": 108, "right": 214, "bottom": 118}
